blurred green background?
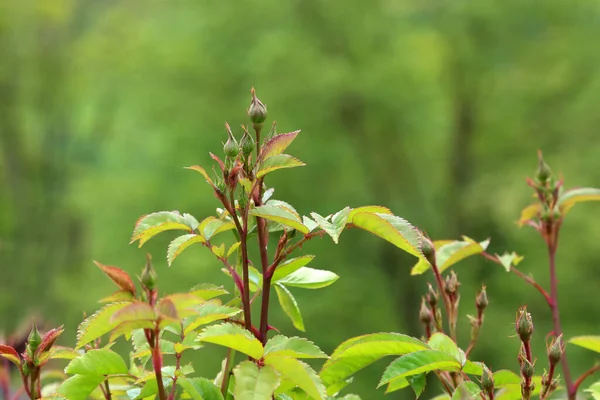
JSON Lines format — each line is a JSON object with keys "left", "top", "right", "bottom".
{"left": 2, "top": 0, "right": 600, "bottom": 398}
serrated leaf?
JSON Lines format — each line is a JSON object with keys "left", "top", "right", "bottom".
{"left": 203, "top": 219, "right": 236, "bottom": 240}
{"left": 257, "top": 154, "right": 305, "bottom": 178}
{"left": 275, "top": 267, "right": 339, "bottom": 289}
{"left": 49, "top": 346, "right": 82, "bottom": 361}
{"left": 250, "top": 205, "right": 309, "bottom": 234}
{"left": 163, "top": 293, "right": 207, "bottom": 318}
{"left": 94, "top": 261, "right": 136, "bottom": 295}
{"left": 198, "top": 323, "right": 263, "bottom": 359}
{"left": 384, "top": 376, "right": 409, "bottom": 394}
{"left": 65, "top": 348, "right": 128, "bottom": 376}
{"left": 157, "top": 298, "right": 179, "bottom": 320}
{"left": 451, "top": 382, "right": 481, "bottom": 400}
{"left": 265, "top": 356, "right": 326, "bottom": 400}
{"left": 111, "top": 302, "right": 155, "bottom": 325}
{"left": 274, "top": 283, "right": 305, "bottom": 331}
{"left": 428, "top": 333, "right": 464, "bottom": 365}
{"left": 310, "top": 208, "right": 350, "bottom": 244}
{"left": 585, "top": 381, "right": 600, "bottom": 400}
{"left": 212, "top": 243, "right": 226, "bottom": 258}
{"left": 569, "top": 336, "right": 600, "bottom": 353}
{"left": 351, "top": 212, "right": 422, "bottom": 258}
{"left": 233, "top": 361, "right": 279, "bottom": 400}
{"left": 264, "top": 336, "right": 327, "bottom": 359}
{"left": 496, "top": 252, "right": 524, "bottom": 272}
{"left": 131, "top": 211, "right": 198, "bottom": 247}
{"left": 558, "top": 187, "right": 600, "bottom": 215}
{"left": 109, "top": 320, "right": 155, "bottom": 343}
{"left": 190, "top": 283, "right": 229, "bottom": 300}
{"left": 261, "top": 131, "right": 300, "bottom": 161}
{"left": 168, "top": 234, "right": 206, "bottom": 266}
{"left": 76, "top": 302, "right": 131, "bottom": 349}
{"left": 272, "top": 255, "right": 315, "bottom": 282}
{"left": 302, "top": 216, "right": 318, "bottom": 232}
{"left": 462, "top": 361, "right": 485, "bottom": 375}
{"left": 320, "top": 333, "right": 429, "bottom": 392}
{"left": 411, "top": 239, "right": 490, "bottom": 275}
{"left": 184, "top": 301, "right": 242, "bottom": 334}
{"left": 348, "top": 206, "right": 392, "bottom": 222}
{"left": 407, "top": 373, "right": 427, "bottom": 397}
{"left": 178, "top": 376, "right": 224, "bottom": 400}
{"left": 378, "top": 351, "right": 461, "bottom": 387}
{"left": 185, "top": 165, "right": 216, "bottom": 188}
{"left": 98, "top": 290, "right": 135, "bottom": 303}
{"left": 57, "top": 374, "right": 104, "bottom": 400}
{"left": 0, "top": 344, "right": 20, "bottom": 367}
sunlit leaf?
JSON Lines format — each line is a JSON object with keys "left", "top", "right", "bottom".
{"left": 412, "top": 238, "right": 489, "bottom": 275}
{"left": 275, "top": 267, "right": 339, "bottom": 289}
{"left": 351, "top": 212, "right": 422, "bottom": 258}
{"left": 185, "top": 165, "right": 216, "bottom": 188}
{"left": 250, "top": 205, "right": 309, "bottom": 234}
{"left": 178, "top": 376, "right": 224, "bottom": 400}
{"left": 569, "top": 336, "right": 600, "bottom": 353}
{"left": 65, "top": 348, "right": 128, "bottom": 376}
{"left": 518, "top": 203, "right": 540, "bottom": 226}
{"left": 264, "top": 335, "right": 327, "bottom": 359}
{"left": 451, "top": 382, "right": 481, "bottom": 400}
{"left": 0, "top": 344, "right": 20, "bottom": 367}
{"left": 265, "top": 356, "right": 326, "bottom": 400}
{"left": 462, "top": 361, "right": 485, "bottom": 375}
{"left": 302, "top": 216, "right": 319, "bottom": 232}
{"left": 260, "top": 131, "right": 300, "bottom": 161}
{"left": 257, "top": 154, "right": 305, "bottom": 178}
{"left": 110, "top": 302, "right": 155, "bottom": 325}
{"left": 57, "top": 374, "right": 104, "bottom": 400}
{"left": 558, "top": 187, "right": 600, "bottom": 215}
{"left": 76, "top": 302, "right": 130, "bottom": 349}
{"left": 94, "top": 261, "right": 136, "bottom": 295}
{"left": 109, "top": 320, "right": 154, "bottom": 343}
{"left": 198, "top": 323, "right": 263, "bottom": 359}
{"left": 162, "top": 293, "right": 207, "bottom": 318}
{"left": 49, "top": 346, "right": 82, "bottom": 361}
{"left": 406, "top": 374, "right": 427, "bottom": 397}
{"left": 274, "top": 283, "right": 305, "bottom": 332}
{"left": 227, "top": 242, "right": 241, "bottom": 258}
{"left": 98, "top": 290, "right": 135, "bottom": 304}
{"left": 272, "top": 255, "right": 315, "bottom": 282}
{"left": 496, "top": 252, "right": 524, "bottom": 273}
{"left": 131, "top": 211, "right": 198, "bottom": 247}
{"left": 428, "top": 333, "right": 465, "bottom": 365}
{"left": 233, "top": 361, "right": 280, "bottom": 400}
{"left": 189, "top": 283, "right": 229, "bottom": 300}
{"left": 203, "top": 219, "right": 236, "bottom": 240}
{"left": 310, "top": 207, "right": 350, "bottom": 244}
{"left": 168, "top": 234, "right": 206, "bottom": 266}
{"left": 585, "top": 380, "right": 600, "bottom": 400}
{"left": 384, "top": 376, "right": 409, "bottom": 394}
{"left": 157, "top": 298, "right": 179, "bottom": 320}
{"left": 184, "top": 301, "right": 242, "bottom": 334}
{"left": 348, "top": 206, "right": 392, "bottom": 222}
{"left": 378, "top": 350, "right": 461, "bottom": 387}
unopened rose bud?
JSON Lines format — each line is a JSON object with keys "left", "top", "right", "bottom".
{"left": 548, "top": 335, "right": 564, "bottom": 367}
{"left": 516, "top": 307, "right": 533, "bottom": 343}
{"left": 481, "top": 366, "right": 494, "bottom": 394}
{"left": 444, "top": 271, "right": 459, "bottom": 296}
{"left": 520, "top": 358, "right": 535, "bottom": 379}
{"left": 26, "top": 322, "right": 42, "bottom": 360}
{"left": 427, "top": 283, "right": 438, "bottom": 307}
{"left": 240, "top": 126, "right": 255, "bottom": 157}
{"left": 421, "top": 234, "right": 436, "bottom": 266}
{"left": 536, "top": 150, "right": 552, "bottom": 184}
{"left": 223, "top": 123, "right": 239, "bottom": 158}
{"left": 248, "top": 88, "right": 267, "bottom": 125}
{"left": 141, "top": 254, "right": 157, "bottom": 290}
{"left": 476, "top": 286, "right": 488, "bottom": 312}
{"left": 419, "top": 298, "right": 432, "bottom": 325}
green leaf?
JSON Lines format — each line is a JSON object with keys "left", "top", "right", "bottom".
{"left": 198, "top": 323, "right": 263, "bottom": 359}
{"left": 378, "top": 350, "right": 461, "bottom": 387}
{"left": 383, "top": 376, "right": 409, "bottom": 394}
{"left": 264, "top": 336, "right": 328, "bottom": 359}
{"left": 518, "top": 203, "right": 540, "bottom": 226}
{"left": 348, "top": 206, "right": 392, "bottom": 221}
{"left": 76, "top": 302, "right": 131, "bottom": 349}
{"left": 274, "top": 284, "right": 305, "bottom": 331}
{"left": 110, "top": 302, "right": 155, "bottom": 325}
{"left": 411, "top": 238, "right": 490, "bottom": 275}
{"left": 492, "top": 370, "right": 520, "bottom": 386}
{"left": 65, "top": 348, "right": 128, "bottom": 376}
{"left": 496, "top": 252, "right": 525, "bottom": 273}
{"left": 260, "top": 131, "right": 300, "bottom": 161}
{"left": 494, "top": 375, "right": 543, "bottom": 399}
{"left": 57, "top": 374, "right": 104, "bottom": 400}
{"left": 178, "top": 376, "right": 224, "bottom": 400}
{"left": 98, "top": 290, "right": 135, "bottom": 303}
{"left": 202, "top": 219, "right": 236, "bottom": 240}
{"left": 272, "top": 255, "right": 315, "bottom": 282}
{"left": 109, "top": 320, "right": 155, "bottom": 343}
{"left": 408, "top": 373, "right": 427, "bottom": 397}
{"left": 462, "top": 361, "right": 485, "bottom": 375}
{"left": 250, "top": 205, "right": 309, "bottom": 234}
{"left": 168, "top": 234, "right": 206, "bottom": 266}
{"left": 49, "top": 346, "right": 82, "bottom": 361}
{"left": 585, "top": 380, "right": 600, "bottom": 400}
{"left": 558, "top": 187, "right": 600, "bottom": 215}
{"left": 162, "top": 293, "right": 207, "bottom": 318}
{"left": 233, "top": 361, "right": 280, "bottom": 400}
{"left": 428, "top": 333, "right": 465, "bottom": 365}
{"left": 275, "top": 267, "right": 339, "bottom": 289}
{"left": 0, "top": 344, "right": 20, "bottom": 367}
{"left": 319, "top": 333, "right": 429, "bottom": 392}
{"left": 451, "top": 382, "right": 481, "bottom": 400}
{"left": 227, "top": 242, "right": 241, "bottom": 258}
{"left": 265, "top": 356, "right": 326, "bottom": 400}
{"left": 310, "top": 207, "right": 350, "bottom": 244}
{"left": 190, "top": 283, "right": 229, "bottom": 300}
{"left": 257, "top": 154, "right": 305, "bottom": 178}
{"left": 351, "top": 212, "right": 422, "bottom": 258}
{"left": 569, "top": 336, "right": 600, "bottom": 353}
{"left": 131, "top": 211, "right": 198, "bottom": 247}
{"left": 184, "top": 301, "right": 242, "bottom": 335}
{"left": 185, "top": 165, "right": 216, "bottom": 188}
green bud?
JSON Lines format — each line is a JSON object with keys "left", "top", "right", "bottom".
{"left": 26, "top": 322, "right": 42, "bottom": 358}
{"left": 248, "top": 88, "right": 267, "bottom": 124}
{"left": 419, "top": 298, "right": 432, "bottom": 325}
{"left": 141, "top": 254, "right": 157, "bottom": 290}
{"left": 427, "top": 283, "right": 438, "bottom": 307}
{"left": 420, "top": 233, "right": 436, "bottom": 266}
{"left": 223, "top": 123, "right": 239, "bottom": 158}
{"left": 536, "top": 150, "right": 552, "bottom": 184}
{"left": 444, "top": 271, "right": 459, "bottom": 296}
{"left": 548, "top": 335, "right": 564, "bottom": 367}
{"left": 516, "top": 307, "right": 533, "bottom": 343}
{"left": 240, "top": 127, "right": 256, "bottom": 156}
{"left": 476, "top": 286, "right": 488, "bottom": 312}
{"left": 481, "top": 366, "right": 494, "bottom": 393}
{"left": 520, "top": 358, "right": 535, "bottom": 379}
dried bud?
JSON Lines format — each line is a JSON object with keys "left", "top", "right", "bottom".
{"left": 476, "top": 286, "right": 488, "bottom": 312}
{"left": 248, "top": 87, "right": 267, "bottom": 124}
{"left": 481, "top": 366, "right": 494, "bottom": 394}
{"left": 419, "top": 298, "right": 432, "bottom": 325}
{"left": 427, "top": 283, "right": 438, "bottom": 307}
{"left": 520, "top": 357, "right": 535, "bottom": 379}
{"left": 141, "top": 254, "right": 157, "bottom": 290}
{"left": 536, "top": 150, "right": 552, "bottom": 184}
{"left": 516, "top": 307, "right": 533, "bottom": 343}
{"left": 444, "top": 271, "right": 459, "bottom": 296}
{"left": 548, "top": 335, "right": 564, "bottom": 367}
{"left": 421, "top": 234, "right": 436, "bottom": 266}
{"left": 223, "top": 123, "right": 239, "bottom": 158}
{"left": 240, "top": 126, "right": 256, "bottom": 157}
{"left": 26, "top": 322, "right": 42, "bottom": 359}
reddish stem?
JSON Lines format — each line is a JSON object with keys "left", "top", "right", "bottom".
{"left": 151, "top": 326, "right": 166, "bottom": 400}
{"left": 430, "top": 260, "right": 450, "bottom": 336}
{"left": 573, "top": 364, "right": 600, "bottom": 393}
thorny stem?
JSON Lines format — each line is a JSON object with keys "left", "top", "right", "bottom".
{"left": 220, "top": 349, "right": 237, "bottom": 397}
{"left": 480, "top": 252, "right": 551, "bottom": 306}
{"left": 573, "top": 364, "right": 600, "bottom": 393}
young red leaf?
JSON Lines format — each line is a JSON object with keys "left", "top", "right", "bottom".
{"left": 94, "top": 261, "right": 136, "bottom": 295}
{"left": 36, "top": 326, "right": 65, "bottom": 356}
{"left": 260, "top": 130, "right": 300, "bottom": 161}
{"left": 0, "top": 344, "right": 21, "bottom": 367}
{"left": 157, "top": 298, "right": 179, "bottom": 321}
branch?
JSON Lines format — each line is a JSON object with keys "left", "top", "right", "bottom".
{"left": 573, "top": 364, "right": 600, "bottom": 393}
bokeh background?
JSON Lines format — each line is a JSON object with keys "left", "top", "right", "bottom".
{"left": 2, "top": 0, "right": 600, "bottom": 398}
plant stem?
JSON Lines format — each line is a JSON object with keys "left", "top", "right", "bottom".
{"left": 151, "top": 328, "right": 167, "bottom": 400}
{"left": 546, "top": 227, "right": 574, "bottom": 399}
{"left": 104, "top": 379, "right": 112, "bottom": 400}
{"left": 220, "top": 349, "right": 236, "bottom": 397}
{"left": 430, "top": 260, "right": 450, "bottom": 336}
{"left": 573, "top": 364, "right": 600, "bottom": 393}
